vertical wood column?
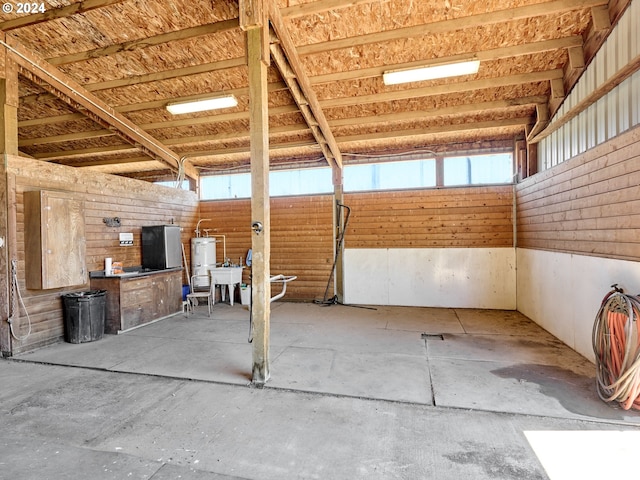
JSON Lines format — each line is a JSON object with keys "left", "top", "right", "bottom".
{"left": 243, "top": 5, "right": 271, "bottom": 384}
{"left": 0, "top": 39, "right": 18, "bottom": 355}
{"left": 333, "top": 166, "right": 344, "bottom": 304}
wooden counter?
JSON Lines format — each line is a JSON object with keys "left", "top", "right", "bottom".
{"left": 90, "top": 268, "right": 182, "bottom": 334}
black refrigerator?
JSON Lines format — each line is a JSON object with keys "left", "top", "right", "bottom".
{"left": 141, "top": 225, "right": 182, "bottom": 269}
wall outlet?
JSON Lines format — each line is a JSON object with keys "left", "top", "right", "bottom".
{"left": 0, "top": 236, "right": 4, "bottom": 248}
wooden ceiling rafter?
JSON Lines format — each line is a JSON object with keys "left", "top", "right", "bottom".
{"left": 19, "top": 34, "right": 582, "bottom": 125}
{"left": 3, "top": 0, "right": 629, "bottom": 180}
{"left": 36, "top": 114, "right": 534, "bottom": 165}
{"left": 0, "top": 0, "right": 127, "bottom": 31}
{"left": 295, "top": 0, "right": 608, "bottom": 57}
{"left": 268, "top": 3, "right": 342, "bottom": 169}
{"left": 24, "top": 93, "right": 545, "bottom": 151}
{"left": 47, "top": 18, "right": 240, "bottom": 66}
{"left": 3, "top": 36, "right": 199, "bottom": 180}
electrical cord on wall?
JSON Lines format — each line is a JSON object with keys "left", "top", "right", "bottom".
{"left": 8, "top": 259, "right": 32, "bottom": 341}
{"left": 592, "top": 284, "right": 640, "bottom": 411}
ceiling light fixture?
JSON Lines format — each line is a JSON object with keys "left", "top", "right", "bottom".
{"left": 166, "top": 94, "right": 238, "bottom": 115}
{"left": 382, "top": 59, "right": 480, "bottom": 86}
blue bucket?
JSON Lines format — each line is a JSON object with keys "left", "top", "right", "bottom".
{"left": 182, "top": 285, "right": 190, "bottom": 301}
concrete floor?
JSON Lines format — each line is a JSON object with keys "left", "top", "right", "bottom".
{"left": 2, "top": 302, "right": 640, "bottom": 479}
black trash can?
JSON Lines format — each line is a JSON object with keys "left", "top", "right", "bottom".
{"left": 62, "top": 290, "right": 107, "bottom": 343}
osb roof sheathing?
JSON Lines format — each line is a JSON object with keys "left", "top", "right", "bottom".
{"left": 1, "top": 0, "right": 627, "bottom": 180}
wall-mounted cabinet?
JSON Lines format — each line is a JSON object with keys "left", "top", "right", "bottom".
{"left": 24, "top": 190, "right": 87, "bottom": 290}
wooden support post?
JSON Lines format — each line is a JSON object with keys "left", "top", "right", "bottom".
{"left": 244, "top": 14, "right": 271, "bottom": 384}
{"left": 0, "top": 38, "right": 18, "bottom": 355}
{"left": 333, "top": 166, "right": 344, "bottom": 304}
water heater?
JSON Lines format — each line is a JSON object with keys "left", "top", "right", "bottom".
{"left": 191, "top": 237, "right": 217, "bottom": 288}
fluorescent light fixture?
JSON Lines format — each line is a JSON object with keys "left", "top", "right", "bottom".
{"left": 383, "top": 59, "right": 480, "bottom": 85}
{"left": 166, "top": 95, "right": 238, "bottom": 114}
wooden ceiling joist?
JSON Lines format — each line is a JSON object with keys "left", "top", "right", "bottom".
{"left": 2, "top": 37, "right": 198, "bottom": 180}
{"left": 4, "top": 0, "right": 626, "bottom": 180}
{"left": 312, "top": 36, "right": 583, "bottom": 85}
{"left": 296, "top": 0, "right": 608, "bottom": 56}
{"left": 321, "top": 69, "right": 564, "bottom": 109}
{"left": 268, "top": 3, "right": 342, "bottom": 169}
{"left": 26, "top": 94, "right": 544, "bottom": 152}
{"left": 0, "top": 0, "right": 127, "bottom": 31}
{"left": 47, "top": 18, "right": 240, "bottom": 66}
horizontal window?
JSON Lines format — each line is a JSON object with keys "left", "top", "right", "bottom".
{"left": 443, "top": 153, "right": 513, "bottom": 186}
{"left": 344, "top": 159, "right": 436, "bottom": 192}
{"left": 200, "top": 167, "right": 332, "bottom": 200}
{"left": 199, "top": 152, "right": 513, "bottom": 199}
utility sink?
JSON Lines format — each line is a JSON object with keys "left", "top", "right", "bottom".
{"left": 210, "top": 266, "right": 243, "bottom": 284}
{"left": 209, "top": 267, "right": 243, "bottom": 305}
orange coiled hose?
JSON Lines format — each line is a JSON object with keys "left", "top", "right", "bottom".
{"left": 592, "top": 286, "right": 640, "bottom": 411}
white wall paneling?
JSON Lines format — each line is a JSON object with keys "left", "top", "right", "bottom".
{"left": 517, "top": 248, "right": 640, "bottom": 362}
{"left": 344, "top": 247, "right": 516, "bottom": 309}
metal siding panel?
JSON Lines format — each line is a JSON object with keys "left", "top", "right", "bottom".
{"left": 596, "top": 96, "right": 607, "bottom": 145}
{"left": 585, "top": 103, "right": 594, "bottom": 151}
{"left": 564, "top": 122, "right": 571, "bottom": 162}
{"left": 608, "top": 88, "right": 619, "bottom": 139}
{"left": 578, "top": 109, "right": 587, "bottom": 154}
{"left": 536, "top": 1, "right": 639, "bottom": 172}
{"left": 632, "top": 0, "right": 640, "bottom": 58}
{"left": 632, "top": 71, "right": 640, "bottom": 127}
{"left": 618, "top": 79, "right": 631, "bottom": 133}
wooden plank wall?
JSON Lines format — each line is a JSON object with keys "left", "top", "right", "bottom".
{"left": 344, "top": 186, "right": 514, "bottom": 248}
{"left": 516, "top": 125, "right": 640, "bottom": 261}
{"left": 203, "top": 186, "right": 514, "bottom": 302}
{"left": 199, "top": 195, "right": 335, "bottom": 301}
{"left": 7, "top": 157, "right": 199, "bottom": 354}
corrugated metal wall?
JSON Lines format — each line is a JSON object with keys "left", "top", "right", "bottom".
{"left": 540, "top": 0, "right": 640, "bottom": 170}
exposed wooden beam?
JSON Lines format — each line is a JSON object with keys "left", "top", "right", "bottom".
{"left": 269, "top": 3, "right": 342, "bottom": 168}
{"left": 0, "top": 40, "right": 18, "bottom": 356}
{"left": 568, "top": 45, "right": 586, "bottom": 70}
{"left": 590, "top": 4, "right": 612, "bottom": 31}
{"left": 296, "top": 0, "right": 608, "bottom": 56}
{"left": 530, "top": 53, "right": 640, "bottom": 144}
{"left": 281, "top": 0, "right": 373, "bottom": 18}
{"left": 0, "top": 41, "right": 19, "bottom": 155}
{"left": 321, "top": 69, "right": 563, "bottom": 109}
{"left": 2, "top": 37, "right": 198, "bottom": 180}
{"left": 0, "top": 0, "right": 127, "bottom": 31}
{"left": 19, "top": 128, "right": 114, "bottom": 147}
{"left": 526, "top": 103, "right": 550, "bottom": 142}
{"left": 269, "top": 36, "right": 338, "bottom": 170}
{"left": 328, "top": 96, "right": 547, "bottom": 127}
{"left": 19, "top": 78, "right": 288, "bottom": 111}
{"left": 19, "top": 34, "right": 579, "bottom": 112}
{"left": 243, "top": 8, "right": 272, "bottom": 384}
{"left": 311, "top": 36, "right": 583, "bottom": 85}
{"left": 48, "top": 18, "right": 240, "bottom": 66}
{"left": 34, "top": 114, "right": 524, "bottom": 164}
{"left": 83, "top": 57, "right": 246, "bottom": 93}
{"left": 24, "top": 95, "right": 543, "bottom": 156}
{"left": 337, "top": 117, "right": 533, "bottom": 144}
{"left": 33, "top": 144, "right": 138, "bottom": 159}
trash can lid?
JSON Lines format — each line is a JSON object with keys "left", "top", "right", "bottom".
{"left": 63, "top": 290, "right": 106, "bottom": 298}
